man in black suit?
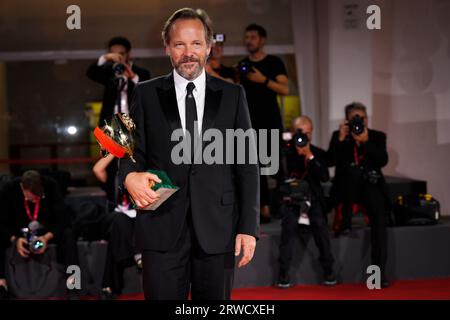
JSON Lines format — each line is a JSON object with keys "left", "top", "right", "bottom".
{"left": 120, "top": 8, "right": 259, "bottom": 300}
{"left": 87, "top": 36, "right": 151, "bottom": 126}
{"left": 278, "top": 116, "right": 336, "bottom": 288}
{"left": 327, "top": 102, "right": 390, "bottom": 287}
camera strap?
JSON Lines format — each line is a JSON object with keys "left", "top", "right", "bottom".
{"left": 24, "top": 197, "right": 40, "bottom": 221}
{"left": 291, "top": 157, "right": 309, "bottom": 181}
{"left": 353, "top": 145, "right": 364, "bottom": 166}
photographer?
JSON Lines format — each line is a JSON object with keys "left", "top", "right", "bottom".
{"left": 0, "top": 170, "right": 79, "bottom": 299}
{"left": 206, "top": 34, "right": 236, "bottom": 83}
{"left": 277, "top": 116, "right": 336, "bottom": 288}
{"left": 92, "top": 154, "right": 142, "bottom": 300}
{"left": 86, "top": 36, "right": 151, "bottom": 126}
{"left": 239, "top": 24, "right": 289, "bottom": 222}
{"left": 327, "top": 102, "right": 389, "bottom": 287}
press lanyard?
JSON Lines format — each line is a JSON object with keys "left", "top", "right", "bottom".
{"left": 24, "top": 198, "right": 40, "bottom": 221}
{"left": 353, "top": 145, "right": 364, "bottom": 166}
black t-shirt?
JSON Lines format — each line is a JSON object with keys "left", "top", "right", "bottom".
{"left": 240, "top": 55, "right": 287, "bottom": 130}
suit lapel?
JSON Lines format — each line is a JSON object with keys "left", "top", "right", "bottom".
{"left": 202, "top": 74, "right": 222, "bottom": 135}
{"left": 192, "top": 75, "right": 222, "bottom": 161}
{"left": 157, "top": 73, "right": 182, "bottom": 133}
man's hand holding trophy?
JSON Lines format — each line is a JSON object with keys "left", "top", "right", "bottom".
{"left": 93, "top": 113, "right": 179, "bottom": 210}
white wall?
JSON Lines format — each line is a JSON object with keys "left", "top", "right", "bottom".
{"left": 327, "top": 0, "right": 373, "bottom": 137}
{"left": 293, "top": 0, "right": 450, "bottom": 215}
{"left": 372, "top": 0, "right": 450, "bottom": 215}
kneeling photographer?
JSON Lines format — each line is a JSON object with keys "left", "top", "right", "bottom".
{"left": 277, "top": 116, "right": 336, "bottom": 288}
{"left": 327, "top": 102, "right": 390, "bottom": 288}
{"left": 0, "top": 171, "right": 79, "bottom": 299}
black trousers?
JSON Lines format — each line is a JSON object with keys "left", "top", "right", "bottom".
{"left": 141, "top": 212, "right": 235, "bottom": 300}
{"left": 102, "top": 212, "right": 137, "bottom": 293}
{"left": 0, "top": 227, "right": 79, "bottom": 279}
{"left": 340, "top": 180, "right": 388, "bottom": 273}
{"left": 278, "top": 203, "right": 334, "bottom": 276}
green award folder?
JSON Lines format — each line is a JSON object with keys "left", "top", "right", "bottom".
{"left": 141, "top": 169, "right": 179, "bottom": 211}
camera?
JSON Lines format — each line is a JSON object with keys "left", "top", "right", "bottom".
{"left": 347, "top": 115, "right": 365, "bottom": 135}
{"left": 213, "top": 33, "right": 226, "bottom": 43}
{"left": 280, "top": 178, "right": 311, "bottom": 207}
{"left": 283, "top": 129, "right": 309, "bottom": 154}
{"left": 21, "top": 221, "right": 44, "bottom": 253}
{"left": 113, "top": 62, "right": 126, "bottom": 76}
{"left": 292, "top": 129, "right": 309, "bottom": 148}
{"left": 237, "top": 60, "right": 254, "bottom": 76}
{"left": 363, "top": 169, "right": 381, "bottom": 185}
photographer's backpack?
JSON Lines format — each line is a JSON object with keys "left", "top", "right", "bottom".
{"left": 393, "top": 194, "right": 440, "bottom": 226}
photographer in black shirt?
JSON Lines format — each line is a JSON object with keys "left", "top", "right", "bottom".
{"left": 327, "top": 102, "right": 390, "bottom": 288}
{"left": 239, "top": 24, "right": 289, "bottom": 222}
{"left": 277, "top": 116, "right": 336, "bottom": 288}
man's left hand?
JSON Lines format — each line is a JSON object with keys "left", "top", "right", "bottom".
{"left": 246, "top": 67, "right": 266, "bottom": 84}
{"left": 235, "top": 234, "right": 256, "bottom": 268}
{"left": 352, "top": 127, "right": 369, "bottom": 144}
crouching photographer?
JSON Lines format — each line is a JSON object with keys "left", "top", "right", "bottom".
{"left": 0, "top": 170, "right": 79, "bottom": 299}
{"left": 327, "top": 102, "right": 390, "bottom": 288}
{"left": 277, "top": 116, "right": 336, "bottom": 288}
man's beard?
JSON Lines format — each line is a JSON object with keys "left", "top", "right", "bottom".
{"left": 245, "top": 43, "right": 259, "bottom": 54}
{"left": 172, "top": 55, "right": 205, "bottom": 80}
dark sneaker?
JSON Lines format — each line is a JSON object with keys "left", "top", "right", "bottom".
{"left": 65, "top": 289, "right": 81, "bottom": 300}
{"left": 277, "top": 271, "right": 291, "bottom": 289}
{"left": 100, "top": 288, "right": 116, "bottom": 300}
{"left": 381, "top": 278, "right": 390, "bottom": 288}
{"left": 0, "top": 286, "right": 10, "bottom": 300}
{"left": 335, "top": 228, "right": 352, "bottom": 238}
{"left": 324, "top": 272, "right": 337, "bottom": 286}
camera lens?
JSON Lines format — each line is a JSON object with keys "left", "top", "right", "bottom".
{"left": 293, "top": 129, "right": 309, "bottom": 148}
{"left": 113, "top": 63, "right": 125, "bottom": 75}
{"left": 349, "top": 115, "right": 365, "bottom": 135}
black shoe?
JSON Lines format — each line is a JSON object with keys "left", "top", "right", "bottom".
{"left": 100, "top": 288, "right": 116, "bottom": 300}
{"left": 335, "top": 228, "right": 351, "bottom": 237}
{"left": 323, "top": 272, "right": 337, "bottom": 286}
{"left": 65, "top": 289, "right": 81, "bottom": 300}
{"left": 277, "top": 271, "right": 291, "bottom": 289}
{"left": 136, "top": 258, "right": 143, "bottom": 274}
{"left": 0, "top": 286, "right": 10, "bottom": 300}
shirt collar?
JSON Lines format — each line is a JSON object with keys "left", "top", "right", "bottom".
{"left": 173, "top": 68, "right": 206, "bottom": 94}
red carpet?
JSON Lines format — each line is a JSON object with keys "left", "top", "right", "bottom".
{"left": 117, "top": 278, "right": 450, "bottom": 300}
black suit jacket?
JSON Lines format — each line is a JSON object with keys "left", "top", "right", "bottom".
{"left": 326, "top": 129, "right": 389, "bottom": 200}
{"left": 86, "top": 61, "right": 151, "bottom": 125}
{"left": 119, "top": 73, "right": 260, "bottom": 254}
{"left": 286, "top": 145, "right": 330, "bottom": 213}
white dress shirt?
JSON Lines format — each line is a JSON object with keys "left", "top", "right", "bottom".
{"left": 173, "top": 68, "right": 206, "bottom": 135}
{"left": 98, "top": 55, "right": 139, "bottom": 114}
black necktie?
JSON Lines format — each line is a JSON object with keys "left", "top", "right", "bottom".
{"left": 185, "top": 82, "right": 198, "bottom": 161}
